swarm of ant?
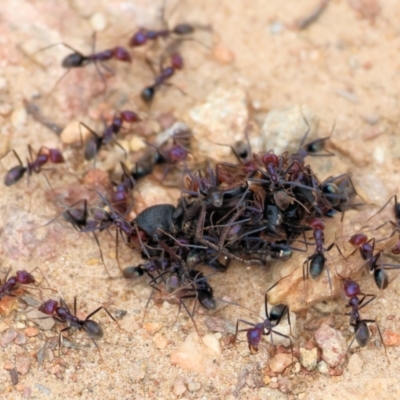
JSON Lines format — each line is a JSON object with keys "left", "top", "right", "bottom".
{"left": 1, "top": 0, "right": 399, "bottom": 390}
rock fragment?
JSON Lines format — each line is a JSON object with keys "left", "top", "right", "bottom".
{"left": 170, "top": 332, "right": 221, "bottom": 374}
{"left": 347, "top": 353, "right": 363, "bottom": 375}
{"left": 269, "top": 353, "right": 295, "bottom": 373}
{"left": 315, "top": 323, "right": 346, "bottom": 367}
{"left": 300, "top": 347, "right": 318, "bottom": 371}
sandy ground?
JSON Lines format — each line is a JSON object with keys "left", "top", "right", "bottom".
{"left": 1, "top": 0, "right": 400, "bottom": 399}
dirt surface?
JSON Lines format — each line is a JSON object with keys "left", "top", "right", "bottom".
{"left": 1, "top": 0, "right": 400, "bottom": 399}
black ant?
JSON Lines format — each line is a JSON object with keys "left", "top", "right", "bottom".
{"left": 348, "top": 233, "right": 400, "bottom": 290}
{"left": 38, "top": 297, "right": 121, "bottom": 361}
{"left": 128, "top": 0, "right": 210, "bottom": 48}
{"left": 1, "top": 145, "right": 64, "bottom": 186}
{"left": 141, "top": 52, "right": 185, "bottom": 103}
{"left": 36, "top": 34, "right": 132, "bottom": 92}
{"left": 302, "top": 218, "right": 334, "bottom": 286}
{"left": 339, "top": 277, "right": 387, "bottom": 360}
{"left": 232, "top": 293, "right": 293, "bottom": 356}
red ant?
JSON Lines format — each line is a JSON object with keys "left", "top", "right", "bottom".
{"left": 232, "top": 293, "right": 293, "bottom": 356}
{"left": 82, "top": 109, "right": 140, "bottom": 161}
{"left": 128, "top": 0, "right": 210, "bottom": 48}
{"left": 36, "top": 34, "right": 132, "bottom": 92}
{"left": 1, "top": 145, "right": 64, "bottom": 186}
{"left": 0, "top": 268, "right": 54, "bottom": 302}
{"left": 38, "top": 297, "right": 120, "bottom": 360}
{"left": 348, "top": 233, "right": 400, "bottom": 290}
{"left": 141, "top": 52, "right": 185, "bottom": 103}
{"left": 339, "top": 276, "right": 387, "bottom": 360}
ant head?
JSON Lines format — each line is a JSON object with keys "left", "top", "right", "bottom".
{"left": 349, "top": 233, "right": 368, "bottom": 247}
{"left": 39, "top": 299, "right": 58, "bottom": 315}
{"left": 16, "top": 270, "right": 35, "bottom": 284}
{"left": 62, "top": 52, "right": 86, "bottom": 68}
{"left": 84, "top": 319, "right": 104, "bottom": 339}
{"left": 4, "top": 165, "right": 27, "bottom": 186}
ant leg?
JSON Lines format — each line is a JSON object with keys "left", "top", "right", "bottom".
{"left": 366, "top": 195, "right": 397, "bottom": 223}
{"left": 362, "top": 319, "right": 389, "bottom": 363}
{"left": 233, "top": 319, "right": 256, "bottom": 347}
{"left": 91, "top": 231, "right": 112, "bottom": 278}
{"left": 270, "top": 329, "right": 294, "bottom": 361}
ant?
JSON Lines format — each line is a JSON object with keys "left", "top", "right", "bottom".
{"left": 36, "top": 34, "right": 132, "bottom": 92}
{"left": 348, "top": 233, "right": 400, "bottom": 290}
{"left": 366, "top": 195, "right": 400, "bottom": 255}
{"left": 1, "top": 145, "right": 64, "bottom": 186}
{"left": 128, "top": 0, "right": 210, "bottom": 48}
{"left": 147, "top": 129, "right": 191, "bottom": 181}
{"left": 339, "top": 276, "right": 387, "bottom": 360}
{"left": 110, "top": 163, "right": 136, "bottom": 214}
{"left": 302, "top": 218, "right": 334, "bottom": 286}
{"left": 0, "top": 268, "right": 53, "bottom": 301}
{"left": 232, "top": 293, "right": 293, "bottom": 356}
{"left": 38, "top": 297, "right": 121, "bottom": 360}
{"left": 141, "top": 52, "right": 185, "bottom": 103}
{"left": 82, "top": 109, "right": 140, "bottom": 161}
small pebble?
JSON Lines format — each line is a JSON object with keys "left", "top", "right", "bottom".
{"left": 60, "top": 120, "right": 90, "bottom": 144}
{"left": 129, "top": 135, "right": 146, "bottom": 152}
{"left": 15, "top": 356, "right": 30, "bottom": 375}
{"left": 173, "top": 379, "right": 186, "bottom": 396}
{"left": 263, "top": 375, "right": 271, "bottom": 385}
{"left": 269, "top": 353, "right": 295, "bottom": 373}
{"left": 143, "top": 322, "right": 163, "bottom": 335}
{"left": 347, "top": 353, "right": 363, "bottom": 375}
{"left": 317, "top": 360, "right": 329, "bottom": 374}
{"left": 153, "top": 333, "right": 168, "bottom": 349}
{"left": 317, "top": 361, "right": 329, "bottom": 375}
{"left": 292, "top": 362, "right": 301, "bottom": 374}
{"left": 188, "top": 381, "right": 201, "bottom": 392}
{"left": 213, "top": 43, "right": 235, "bottom": 64}
{"left": 9, "top": 368, "right": 18, "bottom": 385}
{"left": 300, "top": 347, "right": 318, "bottom": 371}
{"left": 315, "top": 323, "right": 346, "bottom": 367}
{"left": 14, "top": 332, "right": 27, "bottom": 346}
{"left": 90, "top": 12, "right": 107, "bottom": 31}
{"left": 0, "top": 321, "right": 9, "bottom": 332}
{"left": 170, "top": 333, "right": 220, "bottom": 374}
{"left": 26, "top": 308, "right": 54, "bottom": 331}
{"left": 11, "top": 107, "right": 27, "bottom": 129}
{"left": 1, "top": 329, "right": 18, "bottom": 347}
{"left": 383, "top": 329, "right": 400, "bottom": 346}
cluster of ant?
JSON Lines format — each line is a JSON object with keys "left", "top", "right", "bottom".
{"left": 1, "top": 1, "right": 399, "bottom": 378}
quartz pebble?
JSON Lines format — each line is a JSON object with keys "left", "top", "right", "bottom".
{"left": 300, "top": 347, "right": 318, "bottom": 371}
{"left": 173, "top": 379, "right": 186, "bottom": 396}
{"left": 170, "top": 332, "right": 221, "bottom": 374}
{"left": 187, "top": 87, "right": 248, "bottom": 162}
{"left": 317, "top": 360, "right": 329, "bottom": 374}
{"left": 260, "top": 105, "right": 319, "bottom": 155}
{"left": 269, "top": 353, "right": 295, "bottom": 373}
{"left": 315, "top": 323, "right": 346, "bottom": 367}
{"left": 61, "top": 120, "right": 91, "bottom": 144}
